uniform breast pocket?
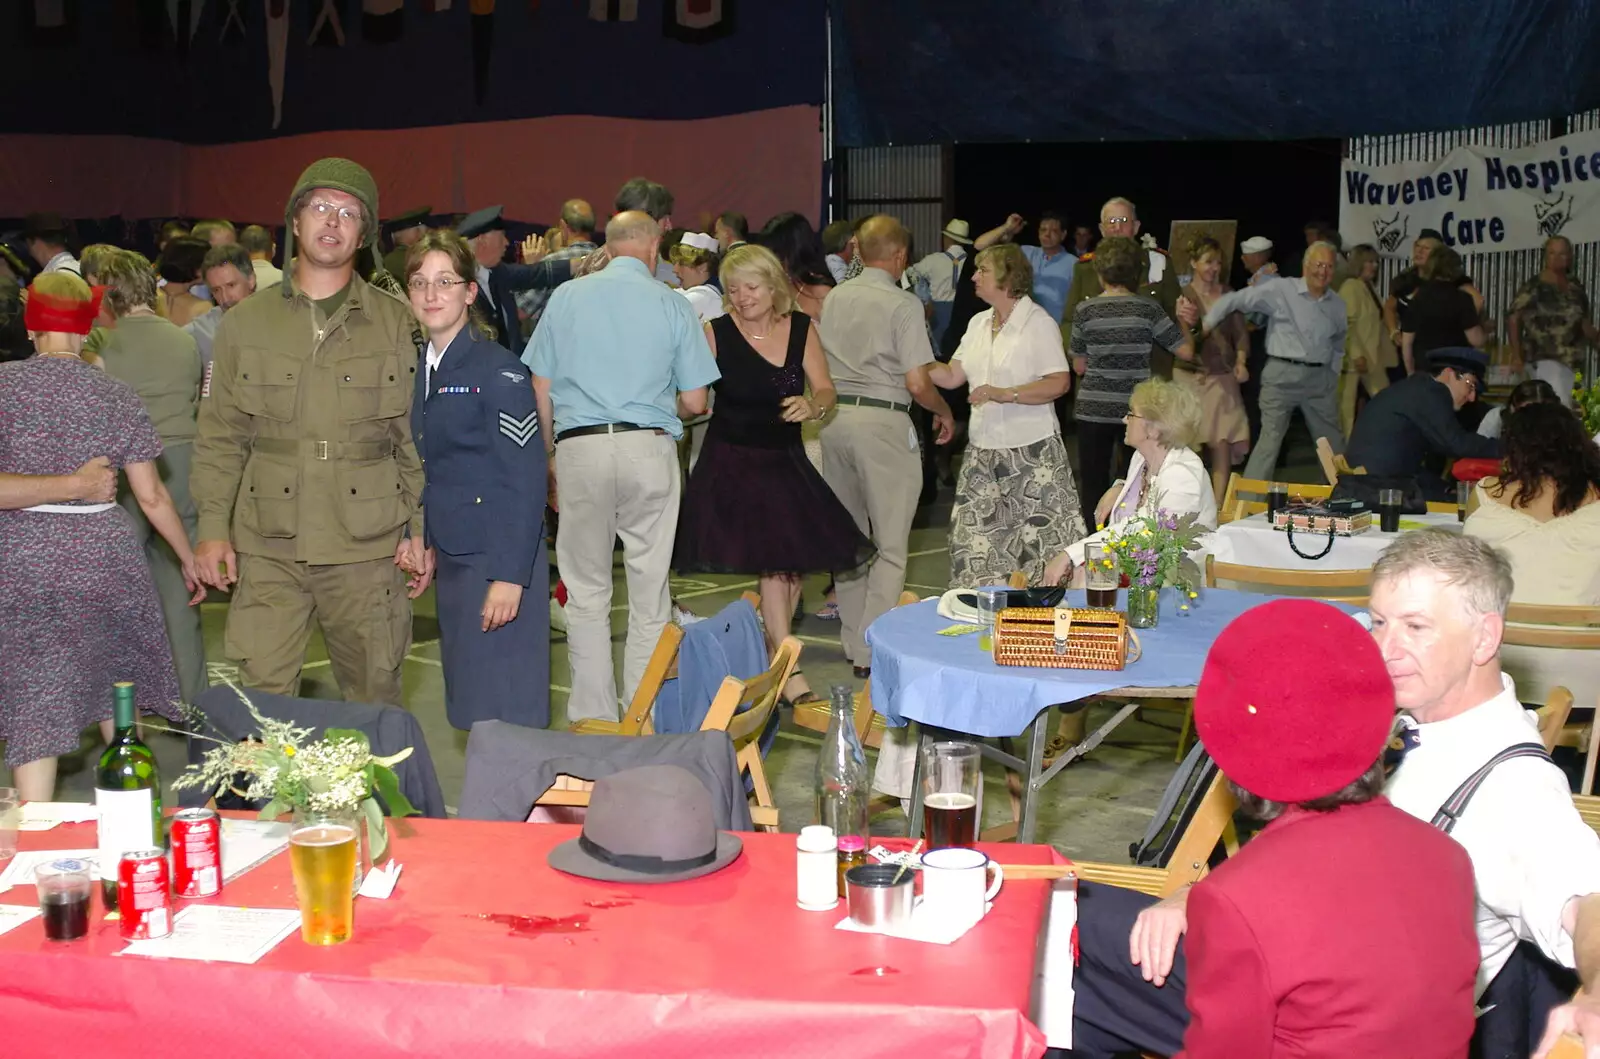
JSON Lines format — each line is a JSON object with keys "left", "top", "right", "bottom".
{"left": 336, "top": 354, "right": 410, "bottom": 423}
{"left": 335, "top": 456, "right": 407, "bottom": 541}
{"left": 238, "top": 455, "right": 299, "bottom": 538}
{"left": 235, "top": 348, "right": 301, "bottom": 422}
{"left": 422, "top": 482, "right": 485, "bottom": 557}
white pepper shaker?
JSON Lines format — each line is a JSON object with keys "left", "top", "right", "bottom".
{"left": 796, "top": 825, "right": 839, "bottom": 911}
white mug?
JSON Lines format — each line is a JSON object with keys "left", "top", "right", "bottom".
{"left": 919, "top": 846, "right": 1003, "bottom": 925}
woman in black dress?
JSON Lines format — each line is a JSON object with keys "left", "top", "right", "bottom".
{"left": 674, "top": 244, "right": 874, "bottom": 703}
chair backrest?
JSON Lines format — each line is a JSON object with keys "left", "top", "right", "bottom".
{"left": 616, "top": 589, "right": 762, "bottom": 735}
{"left": 1129, "top": 742, "right": 1238, "bottom": 896}
{"left": 1503, "top": 602, "right": 1600, "bottom": 650}
{"left": 1204, "top": 553, "right": 1373, "bottom": 597}
{"left": 707, "top": 636, "right": 803, "bottom": 743}
{"left": 1536, "top": 687, "right": 1576, "bottom": 754}
{"left": 1315, "top": 437, "right": 1340, "bottom": 486}
{"left": 1219, "top": 475, "right": 1334, "bottom": 522}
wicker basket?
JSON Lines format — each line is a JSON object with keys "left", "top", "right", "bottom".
{"left": 993, "top": 607, "right": 1133, "bottom": 670}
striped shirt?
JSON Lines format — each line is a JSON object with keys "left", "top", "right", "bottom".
{"left": 1069, "top": 293, "right": 1184, "bottom": 423}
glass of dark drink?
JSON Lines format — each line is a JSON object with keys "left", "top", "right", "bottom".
{"left": 1378, "top": 488, "right": 1403, "bottom": 533}
{"left": 35, "top": 858, "right": 93, "bottom": 942}
{"left": 1084, "top": 543, "right": 1119, "bottom": 609}
{"left": 921, "top": 741, "right": 982, "bottom": 849}
{"left": 1456, "top": 479, "right": 1470, "bottom": 522}
{"left": 1266, "top": 482, "right": 1288, "bottom": 520}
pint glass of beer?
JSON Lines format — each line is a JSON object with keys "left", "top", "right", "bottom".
{"left": 921, "top": 741, "right": 982, "bottom": 849}
{"left": 289, "top": 809, "right": 358, "bottom": 945}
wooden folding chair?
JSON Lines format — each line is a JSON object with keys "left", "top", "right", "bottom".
{"left": 1314, "top": 436, "right": 1340, "bottom": 486}
{"left": 792, "top": 590, "right": 922, "bottom": 748}
{"left": 1218, "top": 474, "right": 1334, "bottom": 523}
{"left": 569, "top": 590, "right": 760, "bottom": 736}
{"left": 1504, "top": 603, "right": 1600, "bottom": 793}
{"left": 699, "top": 636, "right": 802, "bottom": 832}
{"left": 1537, "top": 687, "right": 1576, "bottom": 754}
{"left": 1005, "top": 772, "right": 1239, "bottom": 896}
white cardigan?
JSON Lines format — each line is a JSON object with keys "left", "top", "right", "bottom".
{"left": 1065, "top": 446, "right": 1218, "bottom": 564}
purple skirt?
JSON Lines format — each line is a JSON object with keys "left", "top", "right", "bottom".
{"left": 673, "top": 433, "right": 875, "bottom": 576}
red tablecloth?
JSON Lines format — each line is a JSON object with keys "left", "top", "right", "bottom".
{"left": 0, "top": 819, "right": 1060, "bottom": 1058}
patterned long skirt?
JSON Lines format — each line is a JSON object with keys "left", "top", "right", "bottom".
{"left": 949, "top": 434, "right": 1088, "bottom": 588}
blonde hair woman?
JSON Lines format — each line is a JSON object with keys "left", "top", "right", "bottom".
{"left": 1177, "top": 235, "right": 1251, "bottom": 502}
{"left": 672, "top": 244, "right": 873, "bottom": 705}
{"left": 1337, "top": 244, "right": 1394, "bottom": 438}
{"left": 0, "top": 272, "right": 202, "bottom": 800}
{"left": 929, "top": 243, "right": 1086, "bottom": 585}
{"left": 1044, "top": 376, "right": 1217, "bottom": 584}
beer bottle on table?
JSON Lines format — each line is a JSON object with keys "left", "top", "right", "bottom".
{"left": 816, "top": 685, "right": 869, "bottom": 897}
{"left": 94, "top": 682, "right": 163, "bottom": 912}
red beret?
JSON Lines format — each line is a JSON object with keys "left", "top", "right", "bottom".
{"left": 1194, "top": 599, "right": 1395, "bottom": 803}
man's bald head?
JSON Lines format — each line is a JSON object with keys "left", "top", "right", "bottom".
{"left": 856, "top": 215, "right": 911, "bottom": 278}
{"left": 606, "top": 210, "right": 662, "bottom": 265}
{"left": 560, "top": 199, "right": 595, "bottom": 239}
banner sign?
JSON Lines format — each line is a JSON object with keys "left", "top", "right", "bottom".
{"left": 1339, "top": 128, "right": 1598, "bottom": 257}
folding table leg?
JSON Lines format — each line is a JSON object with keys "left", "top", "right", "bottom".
{"left": 1018, "top": 712, "right": 1051, "bottom": 844}
{"left": 905, "top": 723, "right": 928, "bottom": 838}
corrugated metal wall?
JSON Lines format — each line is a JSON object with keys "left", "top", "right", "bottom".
{"left": 1346, "top": 113, "right": 1600, "bottom": 383}
{"left": 840, "top": 145, "right": 947, "bottom": 258}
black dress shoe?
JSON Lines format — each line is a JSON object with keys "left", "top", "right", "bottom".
{"left": 852, "top": 665, "right": 871, "bottom": 679}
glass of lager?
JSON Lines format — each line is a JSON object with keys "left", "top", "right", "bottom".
{"left": 290, "top": 808, "right": 358, "bottom": 945}
{"left": 921, "top": 741, "right": 982, "bottom": 849}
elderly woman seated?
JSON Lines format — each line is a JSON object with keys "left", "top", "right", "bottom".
{"left": 1043, "top": 376, "right": 1216, "bottom": 586}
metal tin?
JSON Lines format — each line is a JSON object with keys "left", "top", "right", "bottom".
{"left": 170, "top": 807, "right": 221, "bottom": 898}
{"left": 117, "top": 848, "right": 172, "bottom": 940}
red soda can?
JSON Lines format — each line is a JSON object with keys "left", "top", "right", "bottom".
{"left": 170, "top": 807, "right": 222, "bottom": 898}
{"left": 117, "top": 849, "right": 172, "bottom": 940}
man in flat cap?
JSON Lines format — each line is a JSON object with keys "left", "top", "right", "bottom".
{"left": 380, "top": 206, "right": 430, "bottom": 281}
{"left": 190, "top": 157, "right": 426, "bottom": 706}
{"left": 458, "top": 205, "right": 572, "bottom": 348}
{"left": 1344, "top": 346, "right": 1500, "bottom": 500}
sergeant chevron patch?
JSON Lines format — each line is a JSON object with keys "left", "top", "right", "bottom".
{"left": 498, "top": 410, "right": 538, "bottom": 447}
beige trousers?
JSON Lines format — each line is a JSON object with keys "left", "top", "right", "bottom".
{"left": 820, "top": 405, "right": 921, "bottom": 666}
{"left": 555, "top": 430, "right": 680, "bottom": 722}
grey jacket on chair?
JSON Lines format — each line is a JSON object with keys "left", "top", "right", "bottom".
{"left": 458, "top": 722, "right": 753, "bottom": 831}
{"left": 179, "top": 686, "right": 449, "bottom": 819}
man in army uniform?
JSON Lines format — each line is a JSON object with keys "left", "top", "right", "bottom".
{"left": 381, "top": 206, "right": 430, "bottom": 281}
{"left": 191, "top": 158, "right": 425, "bottom": 706}
{"left": 1062, "top": 197, "right": 1183, "bottom": 377}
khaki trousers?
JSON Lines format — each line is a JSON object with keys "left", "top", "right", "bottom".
{"left": 820, "top": 405, "right": 921, "bottom": 665}
{"left": 555, "top": 430, "right": 680, "bottom": 723}
{"left": 1337, "top": 362, "right": 1390, "bottom": 439}
{"left": 119, "top": 440, "right": 207, "bottom": 703}
{"left": 225, "top": 553, "right": 410, "bottom": 705}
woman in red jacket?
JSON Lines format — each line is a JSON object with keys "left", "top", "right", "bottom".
{"left": 1171, "top": 599, "right": 1480, "bottom": 1059}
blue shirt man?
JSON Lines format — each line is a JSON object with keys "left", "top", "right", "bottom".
{"left": 1020, "top": 213, "right": 1078, "bottom": 322}
{"left": 528, "top": 212, "right": 718, "bottom": 724}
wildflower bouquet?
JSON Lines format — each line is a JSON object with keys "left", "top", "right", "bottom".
{"left": 169, "top": 685, "right": 417, "bottom": 861}
{"left": 1575, "top": 372, "right": 1600, "bottom": 437}
{"left": 1101, "top": 504, "right": 1207, "bottom": 598}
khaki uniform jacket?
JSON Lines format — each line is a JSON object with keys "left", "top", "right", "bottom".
{"left": 1063, "top": 247, "right": 1183, "bottom": 377}
{"left": 191, "top": 273, "right": 425, "bottom": 564}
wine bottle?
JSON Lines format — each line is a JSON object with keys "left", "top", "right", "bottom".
{"left": 95, "top": 682, "right": 162, "bottom": 912}
{"left": 815, "top": 685, "right": 869, "bottom": 896}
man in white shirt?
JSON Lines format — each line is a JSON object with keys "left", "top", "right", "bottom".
{"left": 911, "top": 219, "right": 972, "bottom": 351}
{"left": 239, "top": 224, "right": 284, "bottom": 288}
{"left": 1069, "top": 528, "right": 1600, "bottom": 1058}
{"left": 22, "top": 213, "right": 80, "bottom": 277}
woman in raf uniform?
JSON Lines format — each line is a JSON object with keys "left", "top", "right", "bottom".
{"left": 404, "top": 230, "right": 549, "bottom": 729}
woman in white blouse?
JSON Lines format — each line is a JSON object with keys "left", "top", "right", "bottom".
{"left": 929, "top": 244, "right": 1087, "bottom": 585}
{"left": 1043, "top": 376, "right": 1217, "bottom": 585}
{"left": 670, "top": 233, "right": 726, "bottom": 324}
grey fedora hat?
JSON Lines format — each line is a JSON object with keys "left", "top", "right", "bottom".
{"left": 547, "top": 765, "right": 743, "bottom": 884}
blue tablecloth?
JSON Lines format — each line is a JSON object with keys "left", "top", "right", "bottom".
{"left": 864, "top": 588, "right": 1357, "bottom": 738}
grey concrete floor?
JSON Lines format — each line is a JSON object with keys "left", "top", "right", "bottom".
{"left": 6, "top": 429, "right": 1324, "bottom": 863}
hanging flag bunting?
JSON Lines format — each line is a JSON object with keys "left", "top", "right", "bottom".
{"left": 361, "top": 0, "right": 401, "bottom": 41}
{"left": 587, "top": 0, "right": 636, "bottom": 22}
{"left": 470, "top": 0, "right": 494, "bottom": 105}
{"left": 308, "top": 0, "right": 345, "bottom": 44}
{"left": 166, "top": 0, "right": 205, "bottom": 60}
{"left": 220, "top": 0, "right": 246, "bottom": 40}
{"left": 266, "top": 0, "right": 290, "bottom": 128}
{"left": 23, "top": 0, "right": 77, "bottom": 46}
{"left": 663, "top": 0, "right": 732, "bottom": 44}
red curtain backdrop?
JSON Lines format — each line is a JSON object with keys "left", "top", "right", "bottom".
{"left": 2, "top": 105, "right": 821, "bottom": 228}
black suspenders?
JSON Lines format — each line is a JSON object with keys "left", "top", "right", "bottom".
{"left": 1430, "top": 742, "right": 1552, "bottom": 835}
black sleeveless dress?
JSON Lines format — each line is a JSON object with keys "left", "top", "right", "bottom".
{"left": 673, "top": 312, "right": 876, "bottom": 575}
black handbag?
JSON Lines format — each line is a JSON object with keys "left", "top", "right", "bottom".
{"left": 1330, "top": 474, "right": 1427, "bottom": 514}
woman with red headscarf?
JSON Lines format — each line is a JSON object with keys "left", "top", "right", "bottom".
{"left": 0, "top": 273, "right": 203, "bottom": 801}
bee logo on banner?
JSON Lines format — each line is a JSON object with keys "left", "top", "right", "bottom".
{"left": 1340, "top": 128, "right": 1600, "bottom": 257}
